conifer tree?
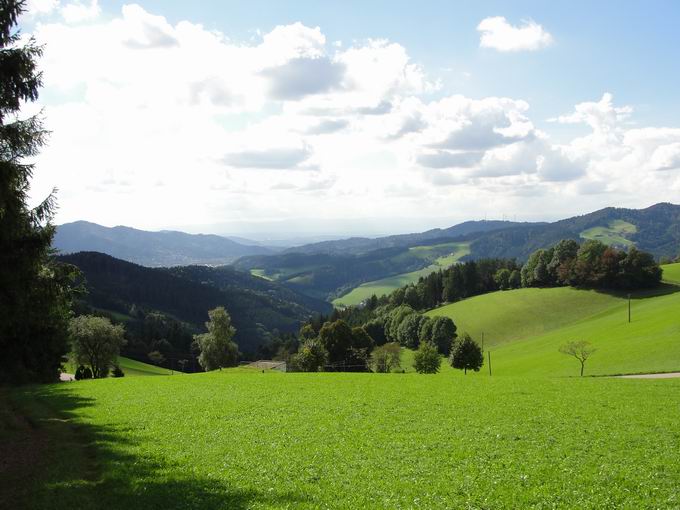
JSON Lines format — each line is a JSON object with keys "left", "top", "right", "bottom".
{"left": 0, "top": 1, "right": 77, "bottom": 383}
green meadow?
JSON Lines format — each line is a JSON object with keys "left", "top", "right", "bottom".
{"left": 333, "top": 242, "right": 470, "bottom": 307}
{"left": 580, "top": 219, "right": 637, "bottom": 247}
{"left": 426, "top": 263, "right": 680, "bottom": 377}
{"left": 5, "top": 372, "right": 680, "bottom": 509}
{"left": 5, "top": 270, "right": 680, "bottom": 509}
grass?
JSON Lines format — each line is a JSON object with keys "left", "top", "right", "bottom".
{"left": 580, "top": 219, "right": 637, "bottom": 247}
{"left": 250, "top": 268, "right": 274, "bottom": 281}
{"left": 427, "top": 264, "right": 680, "bottom": 377}
{"left": 116, "top": 356, "right": 174, "bottom": 376}
{"left": 662, "top": 262, "right": 680, "bottom": 284}
{"left": 4, "top": 372, "right": 680, "bottom": 509}
{"left": 426, "top": 287, "right": 626, "bottom": 348}
{"left": 63, "top": 356, "right": 173, "bottom": 377}
{"left": 333, "top": 242, "right": 470, "bottom": 307}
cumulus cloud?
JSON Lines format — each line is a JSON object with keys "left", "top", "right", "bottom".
{"left": 263, "top": 57, "right": 345, "bottom": 100}
{"left": 477, "top": 16, "right": 553, "bottom": 52}
{"left": 21, "top": 4, "right": 680, "bottom": 229}
{"left": 60, "top": 0, "right": 100, "bottom": 23}
{"left": 306, "top": 119, "right": 349, "bottom": 135}
{"left": 26, "top": 0, "right": 59, "bottom": 17}
{"left": 223, "top": 145, "right": 313, "bottom": 170}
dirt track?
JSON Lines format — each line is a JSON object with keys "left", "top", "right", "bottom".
{"left": 618, "top": 372, "right": 680, "bottom": 379}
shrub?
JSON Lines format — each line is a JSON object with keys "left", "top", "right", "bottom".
{"left": 413, "top": 342, "right": 441, "bottom": 374}
{"left": 370, "top": 343, "right": 401, "bottom": 373}
{"left": 112, "top": 365, "right": 125, "bottom": 378}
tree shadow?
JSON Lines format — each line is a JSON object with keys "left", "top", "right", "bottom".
{"left": 3, "top": 385, "right": 309, "bottom": 510}
{"left": 592, "top": 282, "right": 680, "bottom": 300}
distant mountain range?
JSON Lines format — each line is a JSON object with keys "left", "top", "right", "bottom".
{"left": 236, "top": 203, "right": 680, "bottom": 301}
{"left": 56, "top": 203, "right": 680, "bottom": 304}
{"left": 282, "top": 220, "right": 537, "bottom": 256}
{"left": 54, "top": 221, "right": 277, "bottom": 267}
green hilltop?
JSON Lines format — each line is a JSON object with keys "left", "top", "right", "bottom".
{"left": 426, "top": 262, "right": 680, "bottom": 377}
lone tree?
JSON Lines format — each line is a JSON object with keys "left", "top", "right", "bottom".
{"left": 413, "top": 341, "right": 441, "bottom": 374}
{"left": 0, "top": 0, "right": 79, "bottom": 384}
{"left": 290, "top": 338, "right": 327, "bottom": 372}
{"left": 449, "top": 333, "right": 484, "bottom": 374}
{"left": 69, "top": 315, "right": 126, "bottom": 379}
{"left": 559, "top": 340, "right": 596, "bottom": 376}
{"left": 370, "top": 342, "right": 401, "bottom": 373}
{"left": 193, "top": 307, "right": 239, "bottom": 371}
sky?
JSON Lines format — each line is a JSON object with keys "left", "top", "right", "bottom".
{"left": 19, "top": 0, "right": 680, "bottom": 238}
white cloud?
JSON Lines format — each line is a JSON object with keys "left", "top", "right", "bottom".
{"left": 60, "top": 0, "right": 100, "bottom": 23}
{"left": 25, "top": 0, "right": 60, "bottom": 17}
{"left": 21, "top": 5, "right": 680, "bottom": 231}
{"left": 477, "top": 16, "right": 553, "bottom": 52}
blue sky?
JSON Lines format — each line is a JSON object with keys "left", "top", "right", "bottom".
{"left": 21, "top": 1, "right": 680, "bottom": 238}
{"left": 128, "top": 0, "right": 680, "bottom": 126}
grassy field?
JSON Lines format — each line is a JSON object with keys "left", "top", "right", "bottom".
{"left": 662, "top": 262, "right": 680, "bottom": 284}
{"left": 333, "top": 242, "right": 470, "bottom": 307}
{"left": 426, "top": 264, "right": 680, "bottom": 377}
{"left": 580, "top": 219, "right": 637, "bottom": 247}
{"left": 4, "top": 372, "right": 680, "bottom": 509}
{"left": 116, "top": 356, "right": 174, "bottom": 376}
{"left": 63, "top": 356, "right": 173, "bottom": 377}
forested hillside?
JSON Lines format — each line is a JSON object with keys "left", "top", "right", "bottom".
{"left": 467, "top": 203, "right": 680, "bottom": 260}
{"left": 58, "top": 252, "right": 331, "bottom": 359}
{"left": 239, "top": 203, "right": 680, "bottom": 303}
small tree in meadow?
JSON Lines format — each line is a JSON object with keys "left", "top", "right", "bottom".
{"left": 290, "top": 339, "right": 327, "bottom": 372}
{"left": 559, "top": 340, "right": 596, "bottom": 376}
{"left": 193, "top": 307, "right": 239, "bottom": 371}
{"left": 449, "top": 333, "right": 483, "bottom": 374}
{"left": 413, "top": 342, "right": 441, "bottom": 374}
{"left": 370, "top": 342, "right": 402, "bottom": 373}
{"left": 69, "top": 315, "right": 126, "bottom": 378}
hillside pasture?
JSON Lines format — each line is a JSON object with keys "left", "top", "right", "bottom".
{"left": 333, "top": 242, "right": 469, "bottom": 307}
{"left": 5, "top": 372, "right": 679, "bottom": 509}
{"left": 580, "top": 219, "right": 637, "bottom": 247}
{"left": 427, "top": 265, "right": 680, "bottom": 376}
{"left": 662, "top": 262, "right": 680, "bottom": 284}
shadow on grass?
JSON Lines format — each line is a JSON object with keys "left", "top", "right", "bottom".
{"left": 593, "top": 282, "right": 680, "bottom": 300}
{"left": 3, "top": 385, "right": 308, "bottom": 510}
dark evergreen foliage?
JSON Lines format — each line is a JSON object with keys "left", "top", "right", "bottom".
{"left": 0, "top": 1, "right": 78, "bottom": 384}
{"left": 57, "top": 251, "right": 331, "bottom": 359}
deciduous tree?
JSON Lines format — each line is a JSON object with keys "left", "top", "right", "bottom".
{"left": 413, "top": 341, "right": 441, "bottom": 374}
{"left": 559, "top": 340, "right": 596, "bottom": 377}
{"left": 69, "top": 315, "right": 126, "bottom": 378}
{"left": 193, "top": 307, "right": 239, "bottom": 371}
{"left": 449, "top": 333, "right": 484, "bottom": 374}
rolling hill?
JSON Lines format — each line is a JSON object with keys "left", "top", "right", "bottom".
{"left": 58, "top": 252, "right": 332, "bottom": 355}
{"left": 236, "top": 203, "right": 680, "bottom": 305}
{"left": 426, "top": 262, "right": 680, "bottom": 377}
{"left": 332, "top": 242, "right": 470, "bottom": 306}
{"left": 465, "top": 202, "right": 680, "bottom": 261}
{"left": 54, "top": 221, "right": 276, "bottom": 267}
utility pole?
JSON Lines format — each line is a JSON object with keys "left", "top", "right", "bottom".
{"left": 488, "top": 351, "right": 492, "bottom": 376}
{"left": 628, "top": 293, "right": 631, "bottom": 323}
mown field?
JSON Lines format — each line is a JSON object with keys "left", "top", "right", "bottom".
{"left": 5, "top": 372, "right": 680, "bottom": 509}
{"left": 64, "top": 356, "right": 172, "bottom": 377}
{"left": 579, "top": 219, "right": 637, "bottom": 247}
{"left": 427, "top": 263, "right": 680, "bottom": 377}
{"left": 333, "top": 242, "right": 470, "bottom": 307}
